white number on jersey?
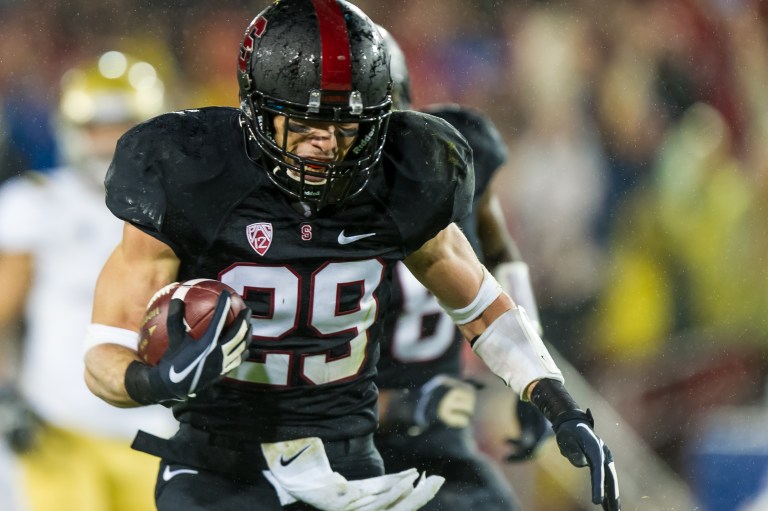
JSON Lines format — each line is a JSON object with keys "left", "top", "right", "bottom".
{"left": 390, "top": 262, "right": 455, "bottom": 363}
{"left": 221, "top": 259, "right": 384, "bottom": 386}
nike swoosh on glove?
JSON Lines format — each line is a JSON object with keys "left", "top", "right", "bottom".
{"left": 554, "top": 409, "right": 621, "bottom": 510}
{"left": 152, "top": 292, "right": 252, "bottom": 401}
{"left": 262, "top": 437, "right": 445, "bottom": 511}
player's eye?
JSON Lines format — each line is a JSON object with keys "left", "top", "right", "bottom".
{"left": 286, "top": 121, "right": 312, "bottom": 134}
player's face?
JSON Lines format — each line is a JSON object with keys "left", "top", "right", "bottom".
{"left": 272, "top": 115, "right": 359, "bottom": 182}
{"left": 82, "top": 122, "right": 134, "bottom": 162}
{"left": 68, "top": 121, "right": 135, "bottom": 185}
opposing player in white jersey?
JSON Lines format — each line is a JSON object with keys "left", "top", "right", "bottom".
{"left": 0, "top": 51, "right": 176, "bottom": 511}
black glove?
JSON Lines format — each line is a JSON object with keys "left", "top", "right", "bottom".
{"left": 125, "top": 292, "right": 252, "bottom": 405}
{"left": 0, "top": 385, "right": 41, "bottom": 453}
{"left": 505, "top": 396, "right": 552, "bottom": 462}
{"left": 531, "top": 379, "right": 620, "bottom": 511}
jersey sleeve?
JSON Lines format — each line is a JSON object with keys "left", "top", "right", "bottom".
{"left": 0, "top": 173, "right": 47, "bottom": 251}
{"left": 105, "top": 108, "right": 255, "bottom": 257}
{"left": 423, "top": 104, "right": 508, "bottom": 202}
{"left": 105, "top": 119, "right": 169, "bottom": 239}
{"left": 379, "top": 111, "right": 475, "bottom": 255}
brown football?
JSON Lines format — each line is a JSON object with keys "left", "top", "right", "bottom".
{"left": 137, "top": 279, "right": 248, "bottom": 366}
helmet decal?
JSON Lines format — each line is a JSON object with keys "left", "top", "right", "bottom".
{"left": 310, "top": 0, "right": 352, "bottom": 92}
{"left": 238, "top": 15, "right": 268, "bottom": 86}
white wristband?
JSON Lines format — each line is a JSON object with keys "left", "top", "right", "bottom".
{"left": 438, "top": 267, "right": 502, "bottom": 325}
{"left": 84, "top": 323, "right": 140, "bottom": 353}
{"left": 472, "top": 307, "right": 563, "bottom": 399}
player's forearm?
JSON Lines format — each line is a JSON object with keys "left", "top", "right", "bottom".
{"left": 456, "top": 292, "right": 514, "bottom": 340}
{"left": 84, "top": 343, "right": 142, "bottom": 407}
{"left": 440, "top": 268, "right": 561, "bottom": 400}
{"left": 476, "top": 192, "right": 523, "bottom": 268}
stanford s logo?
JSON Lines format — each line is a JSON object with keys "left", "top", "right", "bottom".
{"left": 246, "top": 222, "right": 273, "bottom": 256}
{"left": 238, "top": 15, "right": 268, "bottom": 74}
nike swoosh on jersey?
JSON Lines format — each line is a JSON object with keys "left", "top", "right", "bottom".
{"left": 337, "top": 230, "right": 376, "bottom": 245}
{"left": 279, "top": 445, "right": 311, "bottom": 467}
{"left": 162, "top": 465, "right": 199, "bottom": 481}
{"left": 168, "top": 345, "right": 213, "bottom": 383}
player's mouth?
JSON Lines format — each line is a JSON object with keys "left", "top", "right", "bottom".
{"left": 283, "top": 157, "right": 333, "bottom": 185}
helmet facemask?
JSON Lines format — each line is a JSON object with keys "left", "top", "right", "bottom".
{"left": 242, "top": 88, "right": 390, "bottom": 209}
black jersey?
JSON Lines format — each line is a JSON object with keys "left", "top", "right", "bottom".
{"left": 377, "top": 105, "right": 507, "bottom": 389}
{"left": 105, "top": 106, "right": 473, "bottom": 442}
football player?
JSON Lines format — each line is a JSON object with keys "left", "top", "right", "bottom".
{"left": 0, "top": 51, "right": 176, "bottom": 511}
{"left": 374, "top": 26, "right": 551, "bottom": 511}
{"left": 82, "top": 1, "right": 620, "bottom": 510}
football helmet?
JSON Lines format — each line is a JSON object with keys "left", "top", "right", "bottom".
{"left": 377, "top": 26, "right": 412, "bottom": 110}
{"left": 238, "top": 0, "right": 392, "bottom": 208}
{"left": 57, "top": 51, "right": 167, "bottom": 181}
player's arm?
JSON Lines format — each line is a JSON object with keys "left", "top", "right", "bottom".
{"left": 0, "top": 251, "right": 41, "bottom": 454}
{"left": 0, "top": 253, "right": 32, "bottom": 334}
{"left": 0, "top": 252, "right": 32, "bottom": 379}
{"left": 476, "top": 190, "right": 542, "bottom": 334}
{"left": 83, "top": 222, "right": 180, "bottom": 408}
{"left": 85, "top": 222, "right": 252, "bottom": 409}
{"left": 404, "top": 224, "right": 621, "bottom": 510}
{"left": 404, "top": 223, "right": 532, "bottom": 391}
{"left": 475, "top": 190, "right": 522, "bottom": 267}
{"left": 475, "top": 189, "right": 551, "bottom": 459}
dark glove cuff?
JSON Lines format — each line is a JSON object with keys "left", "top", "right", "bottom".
{"left": 530, "top": 378, "right": 586, "bottom": 428}
{"left": 550, "top": 408, "right": 594, "bottom": 430}
{"left": 124, "top": 360, "right": 170, "bottom": 405}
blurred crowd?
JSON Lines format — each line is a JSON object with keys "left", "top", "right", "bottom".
{"left": 3, "top": 0, "right": 768, "bottom": 509}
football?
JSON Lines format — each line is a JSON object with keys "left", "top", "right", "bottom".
{"left": 137, "top": 279, "right": 248, "bottom": 366}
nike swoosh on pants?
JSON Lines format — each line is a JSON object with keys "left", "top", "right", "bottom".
{"left": 163, "top": 465, "right": 199, "bottom": 481}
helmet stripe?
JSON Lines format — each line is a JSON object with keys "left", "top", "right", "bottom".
{"left": 311, "top": 0, "right": 352, "bottom": 91}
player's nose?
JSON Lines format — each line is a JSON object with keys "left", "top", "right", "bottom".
{"left": 308, "top": 127, "right": 338, "bottom": 153}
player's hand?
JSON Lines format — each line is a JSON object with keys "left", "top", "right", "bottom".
{"left": 505, "top": 397, "right": 552, "bottom": 462}
{"left": 413, "top": 375, "right": 478, "bottom": 431}
{"left": 152, "top": 292, "right": 252, "bottom": 401}
{"left": 0, "top": 384, "right": 40, "bottom": 453}
{"left": 553, "top": 409, "right": 620, "bottom": 510}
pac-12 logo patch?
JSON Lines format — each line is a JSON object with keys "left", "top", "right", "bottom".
{"left": 246, "top": 222, "right": 273, "bottom": 256}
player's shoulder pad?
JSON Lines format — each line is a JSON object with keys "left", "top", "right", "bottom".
{"left": 375, "top": 110, "right": 474, "bottom": 253}
{"left": 422, "top": 104, "right": 507, "bottom": 198}
{"left": 383, "top": 109, "right": 473, "bottom": 186}
{"left": 105, "top": 107, "right": 250, "bottom": 234}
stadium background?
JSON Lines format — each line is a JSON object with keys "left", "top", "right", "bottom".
{"left": 2, "top": 0, "right": 768, "bottom": 509}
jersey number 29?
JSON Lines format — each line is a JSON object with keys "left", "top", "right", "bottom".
{"left": 220, "top": 259, "right": 383, "bottom": 386}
